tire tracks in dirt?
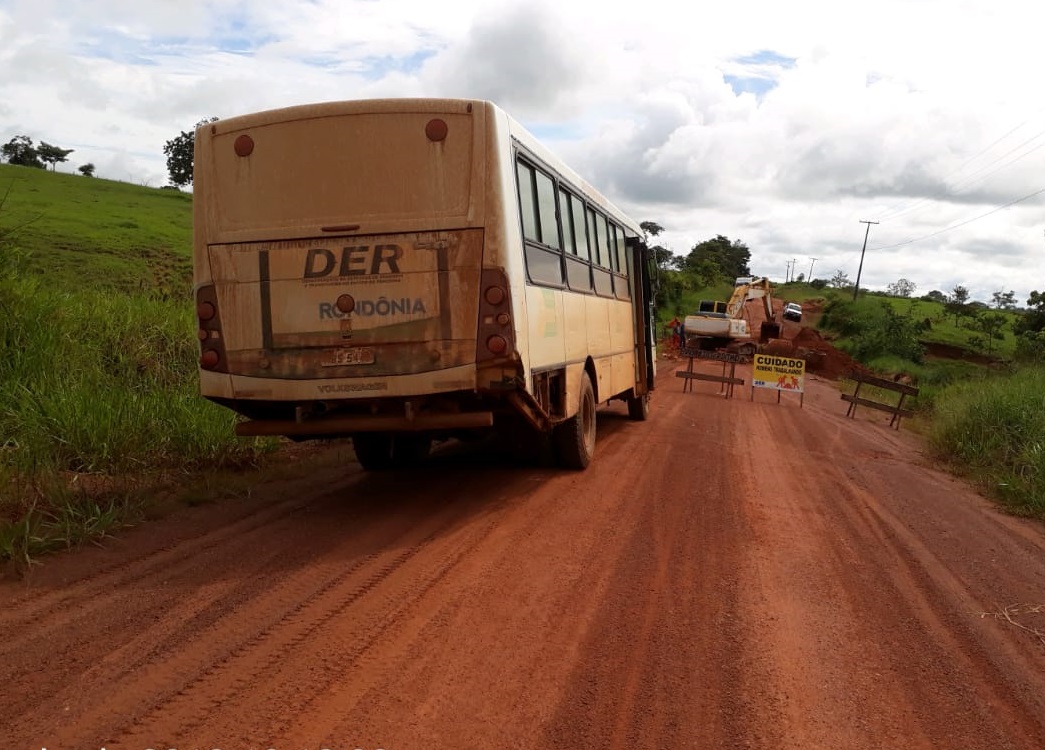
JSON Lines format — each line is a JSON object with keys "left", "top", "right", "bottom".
{"left": 3, "top": 364, "right": 1045, "bottom": 749}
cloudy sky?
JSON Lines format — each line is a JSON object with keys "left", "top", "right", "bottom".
{"left": 2, "top": 0, "right": 1044, "bottom": 302}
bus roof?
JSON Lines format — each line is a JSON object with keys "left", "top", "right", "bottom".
{"left": 204, "top": 97, "right": 644, "bottom": 239}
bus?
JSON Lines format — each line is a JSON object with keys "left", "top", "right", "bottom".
{"left": 192, "top": 98, "right": 656, "bottom": 470}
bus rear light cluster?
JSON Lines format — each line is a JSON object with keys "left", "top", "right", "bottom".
{"left": 486, "top": 335, "right": 508, "bottom": 355}
{"left": 196, "top": 284, "right": 229, "bottom": 373}
{"left": 477, "top": 268, "right": 515, "bottom": 364}
{"left": 484, "top": 285, "right": 506, "bottom": 305}
{"left": 197, "top": 301, "right": 216, "bottom": 321}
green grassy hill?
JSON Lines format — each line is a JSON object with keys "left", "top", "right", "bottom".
{"left": 0, "top": 164, "right": 192, "bottom": 293}
{"left": 0, "top": 165, "right": 270, "bottom": 566}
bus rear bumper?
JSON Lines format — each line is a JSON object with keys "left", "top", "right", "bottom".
{"left": 235, "top": 410, "right": 494, "bottom": 437}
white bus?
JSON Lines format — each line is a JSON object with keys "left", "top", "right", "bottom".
{"left": 192, "top": 98, "right": 656, "bottom": 470}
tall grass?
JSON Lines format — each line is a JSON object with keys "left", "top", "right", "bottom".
{"left": 0, "top": 242, "right": 273, "bottom": 563}
{"left": 929, "top": 367, "right": 1045, "bottom": 517}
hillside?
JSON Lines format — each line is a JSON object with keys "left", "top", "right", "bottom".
{"left": 0, "top": 164, "right": 192, "bottom": 293}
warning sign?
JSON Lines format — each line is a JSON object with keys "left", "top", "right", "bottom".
{"left": 752, "top": 353, "right": 806, "bottom": 392}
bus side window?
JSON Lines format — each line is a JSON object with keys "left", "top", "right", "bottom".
{"left": 571, "top": 195, "right": 591, "bottom": 262}
{"left": 518, "top": 157, "right": 564, "bottom": 287}
{"left": 612, "top": 223, "right": 629, "bottom": 277}
{"left": 586, "top": 207, "right": 600, "bottom": 266}
{"left": 561, "top": 189, "right": 593, "bottom": 293}
{"left": 517, "top": 161, "right": 539, "bottom": 242}
{"left": 534, "top": 170, "right": 561, "bottom": 250}
{"left": 610, "top": 223, "right": 631, "bottom": 301}
{"left": 592, "top": 210, "right": 613, "bottom": 297}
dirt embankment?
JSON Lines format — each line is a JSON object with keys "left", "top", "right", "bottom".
{"left": 753, "top": 297, "right": 869, "bottom": 380}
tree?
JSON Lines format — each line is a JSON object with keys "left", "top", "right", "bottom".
{"left": 829, "top": 269, "right": 852, "bottom": 289}
{"left": 974, "top": 311, "right": 1007, "bottom": 355}
{"left": 37, "top": 142, "right": 74, "bottom": 171}
{"left": 886, "top": 278, "right": 917, "bottom": 298}
{"left": 78, "top": 163, "right": 96, "bottom": 177}
{"left": 991, "top": 290, "right": 1017, "bottom": 310}
{"left": 640, "top": 220, "right": 677, "bottom": 271}
{"left": 692, "top": 258, "right": 722, "bottom": 287}
{"left": 946, "top": 284, "right": 970, "bottom": 326}
{"left": 650, "top": 245, "right": 674, "bottom": 269}
{"left": 640, "top": 220, "right": 664, "bottom": 239}
{"left": 923, "top": 290, "right": 947, "bottom": 304}
{"left": 682, "top": 235, "right": 751, "bottom": 281}
{"left": 1, "top": 135, "right": 44, "bottom": 168}
{"left": 1014, "top": 290, "right": 1045, "bottom": 336}
{"left": 163, "top": 117, "right": 218, "bottom": 187}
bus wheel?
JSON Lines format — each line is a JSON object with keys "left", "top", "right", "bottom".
{"left": 555, "top": 371, "right": 596, "bottom": 469}
{"left": 393, "top": 434, "right": 432, "bottom": 466}
{"left": 352, "top": 433, "right": 394, "bottom": 471}
{"left": 627, "top": 391, "right": 650, "bottom": 421}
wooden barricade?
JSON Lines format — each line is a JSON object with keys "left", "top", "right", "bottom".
{"left": 841, "top": 371, "right": 918, "bottom": 429}
{"left": 676, "top": 349, "right": 747, "bottom": 398}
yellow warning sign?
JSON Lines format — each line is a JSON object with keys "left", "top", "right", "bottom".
{"left": 752, "top": 353, "right": 806, "bottom": 392}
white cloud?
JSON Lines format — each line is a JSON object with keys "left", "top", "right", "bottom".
{"left": 2, "top": 0, "right": 1044, "bottom": 301}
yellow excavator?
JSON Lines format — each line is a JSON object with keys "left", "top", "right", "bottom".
{"left": 682, "top": 276, "right": 781, "bottom": 356}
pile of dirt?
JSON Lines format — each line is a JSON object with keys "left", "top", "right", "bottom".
{"left": 792, "top": 327, "right": 869, "bottom": 380}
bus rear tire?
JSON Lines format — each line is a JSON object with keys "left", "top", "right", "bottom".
{"left": 395, "top": 434, "right": 432, "bottom": 465}
{"left": 352, "top": 433, "right": 432, "bottom": 471}
{"left": 627, "top": 391, "right": 650, "bottom": 421}
{"left": 555, "top": 371, "right": 596, "bottom": 469}
{"left": 352, "top": 433, "right": 393, "bottom": 471}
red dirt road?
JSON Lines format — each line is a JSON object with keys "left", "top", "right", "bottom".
{"left": 3, "top": 362, "right": 1045, "bottom": 749}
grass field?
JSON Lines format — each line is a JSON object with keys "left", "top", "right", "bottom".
{"left": 0, "top": 164, "right": 273, "bottom": 567}
{"left": 0, "top": 165, "right": 192, "bottom": 293}
{"left": 872, "top": 292, "right": 1018, "bottom": 359}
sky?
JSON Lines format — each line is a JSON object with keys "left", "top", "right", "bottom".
{"left": 2, "top": 0, "right": 1045, "bottom": 303}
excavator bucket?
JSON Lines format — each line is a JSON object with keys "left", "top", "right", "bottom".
{"left": 760, "top": 321, "right": 782, "bottom": 342}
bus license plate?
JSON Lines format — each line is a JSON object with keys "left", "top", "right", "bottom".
{"left": 322, "top": 347, "right": 375, "bottom": 367}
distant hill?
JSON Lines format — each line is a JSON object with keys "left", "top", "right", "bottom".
{"left": 0, "top": 164, "right": 192, "bottom": 294}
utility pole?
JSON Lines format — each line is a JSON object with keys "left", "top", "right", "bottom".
{"left": 790, "top": 258, "right": 797, "bottom": 282}
{"left": 853, "top": 220, "right": 879, "bottom": 301}
{"left": 808, "top": 257, "right": 818, "bottom": 281}
{"left": 785, "top": 260, "right": 793, "bottom": 282}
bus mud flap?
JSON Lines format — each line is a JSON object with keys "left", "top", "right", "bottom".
{"left": 506, "top": 390, "right": 553, "bottom": 433}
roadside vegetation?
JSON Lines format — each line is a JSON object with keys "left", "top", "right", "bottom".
{"left": 0, "top": 165, "right": 274, "bottom": 567}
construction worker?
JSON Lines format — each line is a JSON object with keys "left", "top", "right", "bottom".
{"left": 669, "top": 315, "right": 683, "bottom": 350}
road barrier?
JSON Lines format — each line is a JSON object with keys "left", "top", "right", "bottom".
{"left": 676, "top": 349, "right": 748, "bottom": 398}
{"left": 841, "top": 371, "right": 918, "bottom": 429}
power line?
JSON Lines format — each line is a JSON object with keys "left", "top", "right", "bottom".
{"left": 875, "top": 120, "right": 1045, "bottom": 223}
{"left": 870, "top": 185, "right": 1045, "bottom": 252}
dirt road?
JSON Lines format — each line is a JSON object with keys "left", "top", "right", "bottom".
{"left": 3, "top": 361, "right": 1045, "bottom": 749}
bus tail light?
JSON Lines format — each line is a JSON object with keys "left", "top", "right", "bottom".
{"left": 477, "top": 268, "right": 515, "bottom": 363}
{"left": 196, "top": 284, "right": 229, "bottom": 373}
{"left": 486, "top": 335, "right": 508, "bottom": 355}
